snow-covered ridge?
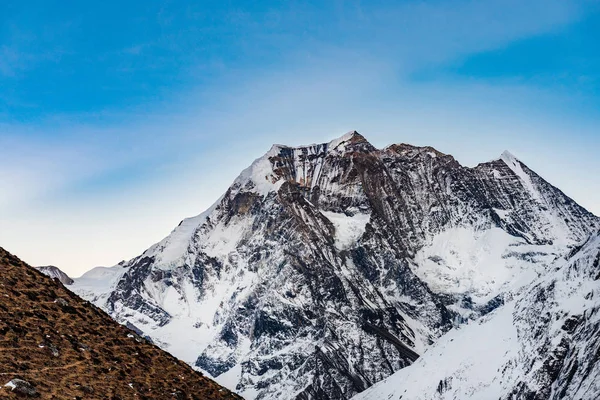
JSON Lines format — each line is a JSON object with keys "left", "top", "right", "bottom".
{"left": 140, "top": 196, "right": 223, "bottom": 269}
{"left": 35, "top": 265, "right": 74, "bottom": 285}
{"left": 74, "top": 264, "right": 130, "bottom": 305}
{"left": 353, "top": 231, "right": 600, "bottom": 400}
{"left": 500, "top": 150, "right": 541, "bottom": 201}
{"left": 353, "top": 302, "right": 520, "bottom": 400}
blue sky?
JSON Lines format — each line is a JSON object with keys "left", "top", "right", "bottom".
{"left": 1, "top": 0, "right": 599, "bottom": 275}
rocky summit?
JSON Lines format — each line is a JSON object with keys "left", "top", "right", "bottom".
{"left": 70, "top": 131, "right": 600, "bottom": 399}
{"left": 0, "top": 248, "right": 241, "bottom": 400}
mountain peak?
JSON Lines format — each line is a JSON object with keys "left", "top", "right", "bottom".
{"left": 500, "top": 150, "right": 519, "bottom": 165}
{"left": 497, "top": 150, "right": 545, "bottom": 202}
{"left": 236, "top": 131, "right": 374, "bottom": 196}
{"left": 499, "top": 150, "right": 528, "bottom": 176}
{"left": 71, "top": 131, "right": 600, "bottom": 400}
{"left": 268, "top": 130, "right": 370, "bottom": 154}
{"left": 327, "top": 130, "right": 368, "bottom": 149}
{"left": 35, "top": 265, "right": 74, "bottom": 285}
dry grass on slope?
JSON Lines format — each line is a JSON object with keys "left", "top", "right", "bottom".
{"left": 0, "top": 248, "right": 243, "bottom": 400}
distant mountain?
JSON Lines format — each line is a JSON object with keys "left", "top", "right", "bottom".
{"left": 35, "top": 265, "right": 74, "bottom": 285}
{"left": 0, "top": 247, "right": 241, "bottom": 399}
{"left": 353, "top": 231, "right": 600, "bottom": 400}
{"left": 71, "top": 131, "right": 600, "bottom": 399}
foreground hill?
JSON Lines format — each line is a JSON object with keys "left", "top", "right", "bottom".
{"left": 0, "top": 247, "right": 242, "bottom": 399}
{"left": 71, "top": 131, "right": 599, "bottom": 399}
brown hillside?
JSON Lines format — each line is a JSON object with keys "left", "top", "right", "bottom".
{"left": 0, "top": 247, "right": 243, "bottom": 400}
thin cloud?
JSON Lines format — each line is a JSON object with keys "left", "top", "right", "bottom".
{"left": 0, "top": 0, "right": 598, "bottom": 274}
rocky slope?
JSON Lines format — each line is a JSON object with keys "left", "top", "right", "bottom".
{"left": 353, "top": 230, "right": 600, "bottom": 400}
{"left": 0, "top": 247, "right": 241, "bottom": 399}
{"left": 71, "top": 131, "right": 600, "bottom": 399}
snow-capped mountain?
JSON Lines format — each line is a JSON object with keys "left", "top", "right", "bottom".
{"left": 35, "top": 265, "right": 74, "bottom": 285}
{"left": 353, "top": 231, "right": 600, "bottom": 400}
{"left": 71, "top": 131, "right": 600, "bottom": 400}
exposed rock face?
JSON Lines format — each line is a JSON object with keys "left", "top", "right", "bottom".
{"left": 35, "top": 265, "right": 74, "bottom": 285}
{"left": 4, "top": 379, "right": 38, "bottom": 397}
{"left": 71, "top": 131, "right": 600, "bottom": 399}
{"left": 0, "top": 248, "right": 241, "bottom": 400}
